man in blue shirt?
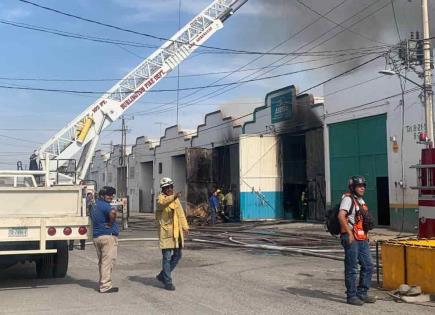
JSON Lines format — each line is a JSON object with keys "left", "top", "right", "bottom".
{"left": 209, "top": 189, "right": 220, "bottom": 225}
{"left": 91, "top": 186, "right": 119, "bottom": 293}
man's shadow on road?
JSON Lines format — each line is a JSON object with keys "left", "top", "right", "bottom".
{"left": 282, "top": 287, "right": 345, "bottom": 304}
{"left": 128, "top": 275, "right": 161, "bottom": 288}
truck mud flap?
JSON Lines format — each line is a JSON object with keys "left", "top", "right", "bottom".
{"left": 53, "top": 241, "right": 68, "bottom": 278}
{"left": 36, "top": 254, "right": 54, "bottom": 278}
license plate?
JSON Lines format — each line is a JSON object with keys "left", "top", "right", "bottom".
{"left": 8, "top": 227, "right": 28, "bottom": 237}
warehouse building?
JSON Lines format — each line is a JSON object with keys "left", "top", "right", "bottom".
{"left": 89, "top": 85, "right": 325, "bottom": 221}
{"left": 90, "top": 71, "right": 424, "bottom": 232}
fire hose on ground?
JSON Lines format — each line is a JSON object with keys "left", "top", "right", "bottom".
{"left": 83, "top": 236, "right": 376, "bottom": 258}
{"left": 81, "top": 235, "right": 382, "bottom": 285}
{"left": 191, "top": 238, "right": 345, "bottom": 261}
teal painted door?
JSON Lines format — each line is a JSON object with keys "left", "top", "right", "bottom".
{"left": 329, "top": 114, "right": 388, "bottom": 225}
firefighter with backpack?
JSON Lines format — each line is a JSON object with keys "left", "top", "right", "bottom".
{"left": 337, "top": 176, "right": 375, "bottom": 306}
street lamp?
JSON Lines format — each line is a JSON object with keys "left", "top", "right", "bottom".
{"left": 378, "top": 69, "right": 425, "bottom": 89}
{"left": 379, "top": 68, "right": 432, "bottom": 145}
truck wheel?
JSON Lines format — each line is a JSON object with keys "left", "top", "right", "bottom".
{"left": 53, "top": 241, "right": 69, "bottom": 278}
{"left": 36, "top": 255, "right": 54, "bottom": 278}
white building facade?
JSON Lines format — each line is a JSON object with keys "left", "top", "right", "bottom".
{"left": 323, "top": 57, "right": 425, "bottom": 231}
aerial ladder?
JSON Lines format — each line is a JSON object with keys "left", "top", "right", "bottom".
{"left": 0, "top": 0, "right": 248, "bottom": 278}
{"left": 37, "top": 0, "right": 248, "bottom": 184}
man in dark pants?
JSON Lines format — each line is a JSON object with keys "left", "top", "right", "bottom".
{"left": 209, "top": 188, "right": 219, "bottom": 225}
{"left": 156, "top": 177, "right": 189, "bottom": 291}
{"left": 338, "top": 176, "right": 375, "bottom": 306}
{"left": 91, "top": 186, "right": 119, "bottom": 293}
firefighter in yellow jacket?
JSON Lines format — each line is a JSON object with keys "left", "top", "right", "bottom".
{"left": 155, "top": 177, "right": 189, "bottom": 291}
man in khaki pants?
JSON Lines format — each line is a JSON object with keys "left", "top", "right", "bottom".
{"left": 91, "top": 186, "right": 119, "bottom": 293}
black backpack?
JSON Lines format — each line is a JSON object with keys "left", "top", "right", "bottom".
{"left": 325, "top": 195, "right": 354, "bottom": 236}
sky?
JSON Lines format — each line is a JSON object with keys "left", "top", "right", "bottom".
{"left": 0, "top": 0, "right": 432, "bottom": 169}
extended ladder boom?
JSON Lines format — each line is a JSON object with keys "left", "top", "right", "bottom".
{"left": 37, "top": 0, "right": 248, "bottom": 182}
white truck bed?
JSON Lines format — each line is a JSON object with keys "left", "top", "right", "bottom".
{"left": 0, "top": 186, "right": 88, "bottom": 256}
{"left": 0, "top": 186, "right": 83, "bottom": 216}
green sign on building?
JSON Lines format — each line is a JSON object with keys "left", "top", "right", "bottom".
{"left": 271, "top": 88, "right": 293, "bottom": 123}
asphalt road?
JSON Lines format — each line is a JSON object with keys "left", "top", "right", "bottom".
{"left": 0, "top": 222, "right": 433, "bottom": 315}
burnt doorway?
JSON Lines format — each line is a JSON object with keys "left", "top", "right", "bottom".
{"left": 213, "top": 144, "right": 240, "bottom": 220}
{"left": 281, "top": 133, "right": 307, "bottom": 220}
{"left": 377, "top": 176, "right": 390, "bottom": 226}
{"left": 186, "top": 145, "right": 240, "bottom": 221}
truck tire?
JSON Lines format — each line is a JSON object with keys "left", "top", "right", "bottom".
{"left": 53, "top": 241, "right": 69, "bottom": 278}
{"left": 36, "top": 254, "right": 54, "bottom": 278}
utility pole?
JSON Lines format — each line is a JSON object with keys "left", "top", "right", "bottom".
{"left": 120, "top": 116, "right": 128, "bottom": 229}
{"left": 120, "top": 116, "right": 127, "bottom": 197}
{"left": 422, "top": 0, "right": 434, "bottom": 145}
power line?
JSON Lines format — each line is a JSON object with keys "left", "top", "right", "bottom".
{"left": 390, "top": 0, "right": 402, "bottom": 42}
{"left": 0, "top": 128, "right": 58, "bottom": 131}
{"left": 1, "top": 0, "right": 394, "bottom": 151}
{"left": 0, "top": 51, "right": 385, "bottom": 84}
{"left": 0, "top": 18, "right": 157, "bottom": 49}
{"left": 7, "top": 1, "right": 390, "bottom": 123}
{"left": 168, "top": 0, "right": 392, "bottom": 113}
{"left": 325, "top": 87, "right": 420, "bottom": 118}
{"left": 127, "top": 0, "right": 358, "bottom": 117}
{"left": 295, "top": 0, "right": 388, "bottom": 45}
{"left": 90, "top": 68, "right": 422, "bottom": 158}
{"left": 0, "top": 17, "right": 389, "bottom": 58}
{"left": 323, "top": 75, "right": 384, "bottom": 97}
{"left": 135, "top": 74, "right": 387, "bottom": 117}
{"left": 0, "top": 139, "right": 36, "bottom": 148}
{"left": 0, "top": 82, "right": 420, "bottom": 160}
{"left": 16, "top": 0, "right": 239, "bottom": 53}
{"left": 17, "top": 0, "right": 391, "bottom": 56}
{"left": 131, "top": 74, "right": 393, "bottom": 118}
{"left": 154, "top": 54, "right": 388, "bottom": 144}
{"left": 132, "top": 0, "right": 391, "bottom": 117}
{"left": 115, "top": 44, "right": 148, "bottom": 59}
{"left": 0, "top": 54, "right": 381, "bottom": 95}
{"left": 0, "top": 134, "right": 42, "bottom": 144}
{"left": 0, "top": 165, "right": 21, "bottom": 168}
{"left": 0, "top": 153, "right": 29, "bottom": 157}
{"left": 182, "top": 0, "right": 393, "bottom": 108}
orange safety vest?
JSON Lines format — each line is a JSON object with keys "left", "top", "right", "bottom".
{"left": 351, "top": 198, "right": 368, "bottom": 241}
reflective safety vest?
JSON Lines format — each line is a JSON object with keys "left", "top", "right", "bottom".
{"left": 351, "top": 199, "right": 368, "bottom": 241}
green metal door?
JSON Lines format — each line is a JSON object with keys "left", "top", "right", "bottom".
{"left": 329, "top": 114, "right": 388, "bottom": 225}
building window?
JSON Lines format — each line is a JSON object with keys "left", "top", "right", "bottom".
{"left": 102, "top": 173, "right": 105, "bottom": 183}
{"left": 108, "top": 173, "right": 112, "bottom": 183}
{"left": 158, "top": 162, "right": 162, "bottom": 174}
{"left": 129, "top": 167, "right": 135, "bottom": 179}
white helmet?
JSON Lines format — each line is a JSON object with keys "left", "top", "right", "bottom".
{"left": 160, "top": 177, "right": 174, "bottom": 188}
